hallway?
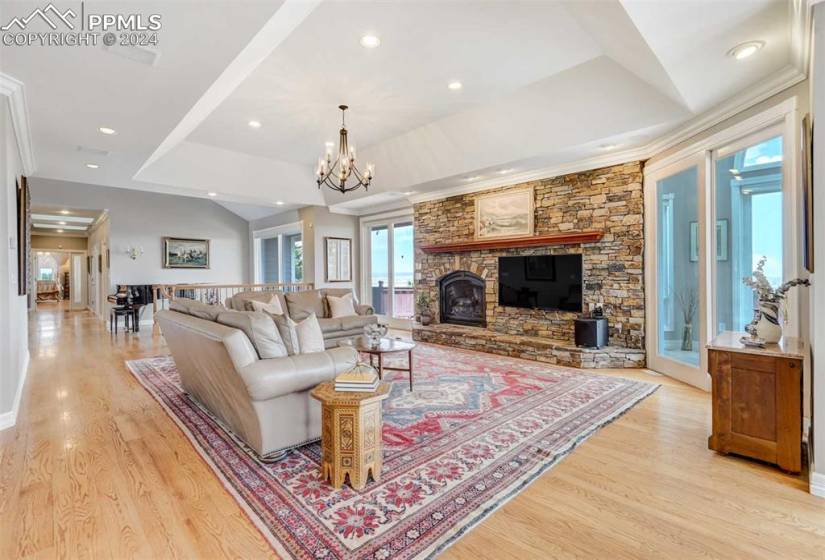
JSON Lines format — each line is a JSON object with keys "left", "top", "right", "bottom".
{"left": 1, "top": 306, "right": 824, "bottom": 559}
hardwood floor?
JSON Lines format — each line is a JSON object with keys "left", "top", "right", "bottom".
{"left": 1, "top": 306, "right": 823, "bottom": 559}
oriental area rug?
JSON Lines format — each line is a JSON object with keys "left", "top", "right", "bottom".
{"left": 127, "top": 343, "right": 658, "bottom": 559}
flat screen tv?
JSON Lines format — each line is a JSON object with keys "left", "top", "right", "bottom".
{"left": 498, "top": 254, "right": 583, "bottom": 312}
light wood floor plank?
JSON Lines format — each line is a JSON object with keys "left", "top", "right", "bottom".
{"left": 0, "top": 302, "right": 821, "bottom": 559}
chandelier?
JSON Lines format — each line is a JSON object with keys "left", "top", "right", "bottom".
{"left": 316, "top": 105, "right": 374, "bottom": 194}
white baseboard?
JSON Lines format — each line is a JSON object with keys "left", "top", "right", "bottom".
{"left": 811, "top": 470, "right": 825, "bottom": 498}
{"left": 0, "top": 348, "right": 30, "bottom": 431}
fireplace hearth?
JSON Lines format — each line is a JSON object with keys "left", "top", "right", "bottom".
{"left": 439, "top": 271, "right": 486, "bottom": 327}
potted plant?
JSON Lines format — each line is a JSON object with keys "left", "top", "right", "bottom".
{"left": 677, "top": 289, "right": 698, "bottom": 351}
{"left": 416, "top": 292, "right": 433, "bottom": 326}
{"left": 742, "top": 256, "right": 809, "bottom": 343}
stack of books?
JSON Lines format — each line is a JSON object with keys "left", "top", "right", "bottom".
{"left": 335, "top": 363, "right": 379, "bottom": 392}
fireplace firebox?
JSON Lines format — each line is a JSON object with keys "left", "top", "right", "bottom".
{"left": 439, "top": 271, "right": 486, "bottom": 327}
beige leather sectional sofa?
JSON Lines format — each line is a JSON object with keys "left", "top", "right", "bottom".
{"left": 155, "top": 289, "right": 376, "bottom": 460}
{"left": 225, "top": 288, "right": 378, "bottom": 348}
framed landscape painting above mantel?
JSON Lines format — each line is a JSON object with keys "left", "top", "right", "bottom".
{"left": 163, "top": 237, "right": 210, "bottom": 269}
{"left": 475, "top": 186, "right": 534, "bottom": 240}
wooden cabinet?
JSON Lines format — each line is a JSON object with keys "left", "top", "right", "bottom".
{"left": 707, "top": 332, "right": 804, "bottom": 473}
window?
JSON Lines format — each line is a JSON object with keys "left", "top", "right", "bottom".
{"left": 363, "top": 214, "right": 414, "bottom": 324}
{"left": 253, "top": 223, "right": 303, "bottom": 284}
{"left": 714, "top": 134, "right": 783, "bottom": 334}
{"left": 38, "top": 267, "right": 55, "bottom": 281}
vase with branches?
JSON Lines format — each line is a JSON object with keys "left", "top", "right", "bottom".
{"left": 677, "top": 288, "right": 698, "bottom": 351}
{"left": 742, "top": 256, "right": 809, "bottom": 343}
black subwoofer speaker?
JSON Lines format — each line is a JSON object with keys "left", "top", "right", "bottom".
{"left": 575, "top": 318, "right": 608, "bottom": 349}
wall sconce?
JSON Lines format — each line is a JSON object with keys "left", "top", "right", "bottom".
{"left": 125, "top": 244, "right": 144, "bottom": 260}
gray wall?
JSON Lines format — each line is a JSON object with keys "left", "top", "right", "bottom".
{"left": 30, "top": 178, "right": 250, "bottom": 294}
{"left": 248, "top": 207, "right": 360, "bottom": 294}
{"left": 0, "top": 97, "right": 29, "bottom": 425}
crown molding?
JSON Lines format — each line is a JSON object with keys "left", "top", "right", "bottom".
{"left": 0, "top": 73, "right": 36, "bottom": 176}
{"left": 409, "top": 63, "right": 806, "bottom": 205}
{"left": 644, "top": 65, "right": 805, "bottom": 157}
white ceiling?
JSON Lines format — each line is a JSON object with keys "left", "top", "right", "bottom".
{"left": 0, "top": 0, "right": 809, "bottom": 219}
{"left": 30, "top": 205, "right": 103, "bottom": 237}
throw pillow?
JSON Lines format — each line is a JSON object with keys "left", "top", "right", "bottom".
{"left": 296, "top": 313, "right": 325, "bottom": 354}
{"left": 327, "top": 293, "right": 356, "bottom": 318}
{"left": 285, "top": 290, "right": 325, "bottom": 321}
{"left": 272, "top": 314, "right": 301, "bottom": 355}
{"left": 250, "top": 296, "right": 284, "bottom": 315}
{"left": 216, "top": 311, "right": 288, "bottom": 359}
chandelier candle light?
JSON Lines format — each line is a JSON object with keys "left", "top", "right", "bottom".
{"left": 316, "top": 105, "right": 374, "bottom": 194}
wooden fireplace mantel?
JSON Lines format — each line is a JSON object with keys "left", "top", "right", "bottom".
{"left": 419, "top": 231, "right": 604, "bottom": 254}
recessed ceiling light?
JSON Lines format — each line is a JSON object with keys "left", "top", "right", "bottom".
{"left": 728, "top": 41, "right": 765, "bottom": 60}
{"left": 275, "top": 201, "right": 285, "bottom": 206}
{"left": 448, "top": 81, "right": 463, "bottom": 91}
{"left": 85, "top": 163, "right": 100, "bottom": 169}
{"left": 98, "top": 126, "right": 116, "bottom": 135}
{"left": 207, "top": 192, "right": 217, "bottom": 197}
{"left": 360, "top": 34, "right": 380, "bottom": 48}
{"left": 465, "top": 175, "right": 481, "bottom": 181}
{"left": 58, "top": 221, "right": 66, "bottom": 225}
{"left": 498, "top": 168, "right": 514, "bottom": 175}
{"left": 402, "top": 191, "right": 416, "bottom": 196}
{"left": 60, "top": 210, "right": 70, "bottom": 215}
{"left": 56, "top": 229, "right": 64, "bottom": 233}
{"left": 599, "top": 144, "right": 617, "bottom": 151}
{"left": 248, "top": 120, "right": 262, "bottom": 129}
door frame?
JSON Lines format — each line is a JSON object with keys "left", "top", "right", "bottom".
{"left": 644, "top": 153, "right": 711, "bottom": 390}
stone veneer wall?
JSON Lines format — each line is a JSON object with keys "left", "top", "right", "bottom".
{"left": 414, "top": 161, "right": 644, "bottom": 351}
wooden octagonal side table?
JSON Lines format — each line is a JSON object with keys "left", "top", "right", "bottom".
{"left": 310, "top": 382, "right": 391, "bottom": 490}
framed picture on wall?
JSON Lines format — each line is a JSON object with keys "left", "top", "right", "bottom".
{"left": 690, "top": 220, "right": 728, "bottom": 262}
{"left": 163, "top": 237, "right": 210, "bottom": 269}
{"left": 16, "top": 176, "right": 29, "bottom": 296}
{"left": 802, "top": 113, "right": 814, "bottom": 273}
{"left": 325, "top": 237, "right": 352, "bottom": 282}
{"left": 475, "top": 186, "right": 534, "bottom": 240}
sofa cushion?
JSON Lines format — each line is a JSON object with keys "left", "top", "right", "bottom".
{"left": 327, "top": 293, "right": 356, "bottom": 318}
{"left": 250, "top": 297, "right": 284, "bottom": 315}
{"left": 230, "top": 291, "right": 285, "bottom": 312}
{"left": 272, "top": 314, "right": 301, "bottom": 355}
{"left": 170, "top": 297, "right": 224, "bottom": 321}
{"left": 296, "top": 313, "right": 325, "bottom": 354}
{"left": 341, "top": 314, "right": 378, "bottom": 331}
{"left": 285, "top": 290, "right": 325, "bottom": 321}
{"left": 323, "top": 287, "right": 359, "bottom": 302}
{"left": 216, "top": 311, "right": 288, "bottom": 359}
{"left": 317, "top": 317, "right": 343, "bottom": 334}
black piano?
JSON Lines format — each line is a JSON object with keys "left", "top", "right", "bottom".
{"left": 107, "top": 284, "right": 154, "bottom": 333}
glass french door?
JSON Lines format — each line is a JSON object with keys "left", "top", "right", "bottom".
{"left": 646, "top": 124, "right": 788, "bottom": 391}
{"left": 366, "top": 217, "right": 414, "bottom": 327}
{"left": 712, "top": 127, "right": 785, "bottom": 336}
{"left": 646, "top": 155, "right": 710, "bottom": 389}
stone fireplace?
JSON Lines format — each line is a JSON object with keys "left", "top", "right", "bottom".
{"left": 439, "top": 271, "right": 486, "bottom": 327}
{"left": 412, "top": 161, "right": 647, "bottom": 369}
